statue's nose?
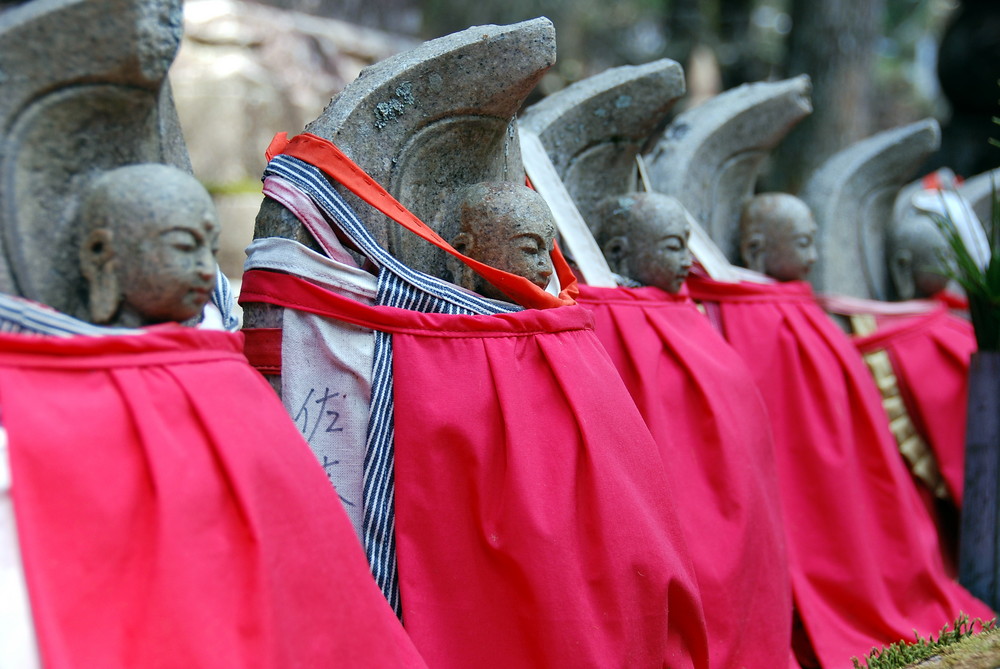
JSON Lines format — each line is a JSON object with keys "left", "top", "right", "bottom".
{"left": 196, "top": 251, "right": 215, "bottom": 281}
{"left": 538, "top": 254, "right": 554, "bottom": 275}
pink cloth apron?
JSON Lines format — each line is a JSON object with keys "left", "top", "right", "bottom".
{"left": 2, "top": 327, "right": 426, "bottom": 669}
{"left": 853, "top": 306, "right": 975, "bottom": 506}
{"left": 687, "top": 275, "right": 991, "bottom": 667}
{"left": 577, "top": 283, "right": 797, "bottom": 668}
{"left": 242, "top": 268, "right": 711, "bottom": 669}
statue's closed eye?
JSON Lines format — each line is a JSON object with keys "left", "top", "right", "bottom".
{"left": 662, "top": 236, "right": 685, "bottom": 252}
{"left": 515, "top": 234, "right": 543, "bottom": 255}
{"left": 161, "top": 229, "right": 201, "bottom": 252}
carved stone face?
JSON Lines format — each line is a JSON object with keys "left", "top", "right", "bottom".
{"left": 119, "top": 198, "right": 219, "bottom": 324}
{"left": 79, "top": 165, "right": 220, "bottom": 326}
{"left": 740, "top": 193, "right": 817, "bottom": 282}
{"left": 889, "top": 212, "right": 951, "bottom": 300}
{"left": 910, "top": 250, "right": 950, "bottom": 299}
{"left": 763, "top": 212, "right": 818, "bottom": 281}
{"left": 599, "top": 193, "right": 692, "bottom": 294}
{"left": 451, "top": 182, "right": 556, "bottom": 301}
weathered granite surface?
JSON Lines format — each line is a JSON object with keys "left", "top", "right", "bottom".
{"left": 799, "top": 119, "right": 941, "bottom": 300}
{"left": 519, "top": 59, "right": 685, "bottom": 231}
{"left": 446, "top": 181, "right": 556, "bottom": 299}
{"left": 596, "top": 192, "right": 693, "bottom": 293}
{"left": 960, "top": 168, "right": 1000, "bottom": 228}
{"left": 251, "top": 18, "right": 556, "bottom": 283}
{"left": 78, "top": 164, "right": 219, "bottom": 326}
{"left": 0, "top": 0, "right": 191, "bottom": 318}
{"left": 519, "top": 60, "right": 695, "bottom": 291}
{"left": 886, "top": 172, "right": 962, "bottom": 301}
{"left": 739, "top": 192, "right": 818, "bottom": 282}
{"left": 886, "top": 208, "right": 951, "bottom": 301}
{"left": 644, "top": 76, "right": 812, "bottom": 262}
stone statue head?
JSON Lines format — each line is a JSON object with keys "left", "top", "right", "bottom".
{"left": 78, "top": 164, "right": 219, "bottom": 327}
{"left": 887, "top": 211, "right": 951, "bottom": 300}
{"left": 448, "top": 181, "right": 556, "bottom": 301}
{"left": 595, "top": 192, "right": 692, "bottom": 293}
{"left": 739, "top": 193, "right": 818, "bottom": 281}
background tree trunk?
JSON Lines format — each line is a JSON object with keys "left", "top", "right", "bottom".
{"left": 767, "top": 0, "right": 886, "bottom": 193}
{"left": 716, "top": 0, "right": 763, "bottom": 90}
{"left": 923, "top": 0, "right": 1000, "bottom": 178}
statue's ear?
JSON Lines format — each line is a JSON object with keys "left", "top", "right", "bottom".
{"left": 448, "top": 232, "right": 478, "bottom": 291}
{"left": 601, "top": 235, "right": 629, "bottom": 274}
{"left": 740, "top": 232, "right": 767, "bottom": 273}
{"left": 79, "top": 228, "right": 120, "bottom": 324}
{"left": 889, "top": 248, "right": 915, "bottom": 301}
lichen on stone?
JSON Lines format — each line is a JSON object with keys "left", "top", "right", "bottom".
{"left": 373, "top": 81, "right": 415, "bottom": 129}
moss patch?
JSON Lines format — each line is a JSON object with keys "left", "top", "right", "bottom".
{"left": 852, "top": 615, "right": 999, "bottom": 669}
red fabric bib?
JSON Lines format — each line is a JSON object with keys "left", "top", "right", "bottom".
{"left": 577, "top": 284, "right": 796, "bottom": 668}
{"left": 242, "top": 269, "right": 711, "bottom": 669}
{"left": 687, "top": 276, "right": 991, "bottom": 666}
{"left": 853, "top": 306, "right": 975, "bottom": 506}
{"left": 2, "top": 328, "right": 425, "bottom": 669}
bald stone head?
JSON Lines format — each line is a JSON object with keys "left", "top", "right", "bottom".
{"left": 596, "top": 192, "right": 692, "bottom": 293}
{"left": 448, "top": 181, "right": 556, "bottom": 301}
{"left": 78, "top": 164, "right": 220, "bottom": 327}
{"left": 888, "top": 211, "right": 952, "bottom": 300}
{"left": 739, "top": 193, "right": 818, "bottom": 281}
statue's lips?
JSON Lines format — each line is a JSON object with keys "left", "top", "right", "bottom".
{"left": 530, "top": 272, "right": 553, "bottom": 291}
{"left": 188, "top": 286, "right": 213, "bottom": 302}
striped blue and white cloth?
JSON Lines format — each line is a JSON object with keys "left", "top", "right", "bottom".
{"left": 0, "top": 294, "right": 143, "bottom": 336}
{"left": 0, "top": 269, "right": 239, "bottom": 337}
{"left": 263, "top": 154, "right": 522, "bottom": 617}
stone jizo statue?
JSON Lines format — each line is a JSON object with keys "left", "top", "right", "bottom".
{"left": 596, "top": 192, "right": 692, "bottom": 294}
{"left": 887, "top": 211, "right": 952, "bottom": 301}
{"left": 78, "top": 164, "right": 220, "bottom": 327}
{"left": 797, "top": 120, "right": 940, "bottom": 299}
{"left": 448, "top": 181, "right": 556, "bottom": 301}
{"left": 739, "top": 193, "right": 818, "bottom": 281}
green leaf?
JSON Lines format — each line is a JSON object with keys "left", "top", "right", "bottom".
{"left": 929, "top": 183, "right": 1000, "bottom": 351}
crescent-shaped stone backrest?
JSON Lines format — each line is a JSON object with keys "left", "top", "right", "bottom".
{"left": 959, "top": 168, "right": 1000, "bottom": 227}
{"left": 0, "top": 0, "right": 190, "bottom": 316}
{"left": 643, "top": 76, "right": 813, "bottom": 262}
{"left": 518, "top": 59, "right": 685, "bottom": 232}
{"left": 799, "top": 119, "right": 941, "bottom": 300}
{"left": 252, "top": 18, "right": 557, "bottom": 281}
